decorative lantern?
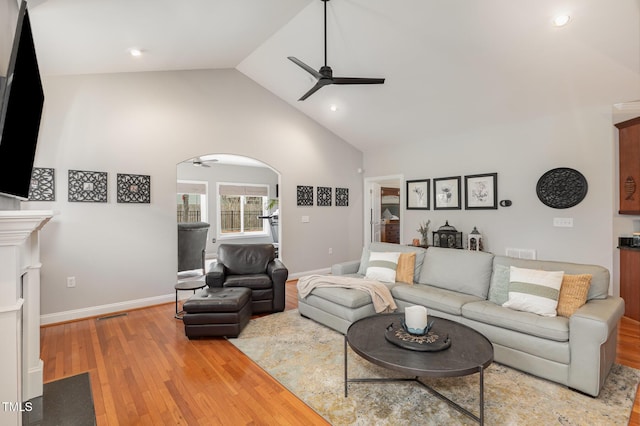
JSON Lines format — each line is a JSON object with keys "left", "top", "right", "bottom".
{"left": 432, "top": 221, "right": 463, "bottom": 249}
{"left": 468, "top": 226, "right": 483, "bottom": 251}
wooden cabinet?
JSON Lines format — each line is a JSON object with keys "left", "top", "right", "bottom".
{"left": 616, "top": 116, "right": 640, "bottom": 214}
{"left": 620, "top": 248, "right": 640, "bottom": 322}
{"left": 381, "top": 220, "right": 400, "bottom": 243}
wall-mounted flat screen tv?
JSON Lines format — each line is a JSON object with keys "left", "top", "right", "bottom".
{"left": 0, "top": 1, "right": 45, "bottom": 200}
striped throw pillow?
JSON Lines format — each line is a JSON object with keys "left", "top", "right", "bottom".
{"left": 365, "top": 252, "right": 401, "bottom": 283}
{"left": 502, "top": 266, "right": 564, "bottom": 317}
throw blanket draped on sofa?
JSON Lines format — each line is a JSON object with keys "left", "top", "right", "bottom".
{"left": 297, "top": 274, "right": 397, "bottom": 313}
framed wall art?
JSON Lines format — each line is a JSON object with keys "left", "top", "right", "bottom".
{"left": 68, "top": 169, "right": 108, "bottom": 202}
{"left": 117, "top": 173, "right": 151, "bottom": 203}
{"left": 406, "top": 179, "right": 430, "bottom": 210}
{"left": 335, "top": 187, "right": 349, "bottom": 206}
{"left": 28, "top": 167, "right": 55, "bottom": 201}
{"left": 317, "top": 186, "right": 332, "bottom": 206}
{"left": 433, "top": 176, "right": 461, "bottom": 210}
{"left": 297, "top": 185, "right": 313, "bottom": 206}
{"left": 465, "top": 173, "right": 498, "bottom": 210}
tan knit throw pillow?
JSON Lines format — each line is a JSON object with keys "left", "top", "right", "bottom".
{"left": 396, "top": 252, "right": 416, "bottom": 284}
{"left": 557, "top": 274, "right": 592, "bottom": 317}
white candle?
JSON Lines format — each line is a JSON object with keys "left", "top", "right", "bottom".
{"left": 405, "top": 305, "right": 428, "bottom": 331}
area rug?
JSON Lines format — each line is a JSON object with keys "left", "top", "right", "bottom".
{"left": 23, "top": 372, "right": 96, "bottom": 426}
{"left": 229, "top": 310, "right": 640, "bottom": 425}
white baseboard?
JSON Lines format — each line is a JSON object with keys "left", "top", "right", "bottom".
{"left": 40, "top": 267, "right": 332, "bottom": 325}
{"left": 40, "top": 294, "right": 176, "bottom": 325}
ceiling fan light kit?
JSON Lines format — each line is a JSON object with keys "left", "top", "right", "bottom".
{"left": 288, "top": 0, "right": 385, "bottom": 101}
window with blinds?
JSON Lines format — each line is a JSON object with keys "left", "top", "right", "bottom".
{"left": 217, "top": 183, "right": 269, "bottom": 237}
{"left": 177, "top": 180, "right": 208, "bottom": 223}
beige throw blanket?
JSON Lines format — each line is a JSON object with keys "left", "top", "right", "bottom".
{"left": 297, "top": 274, "right": 397, "bottom": 313}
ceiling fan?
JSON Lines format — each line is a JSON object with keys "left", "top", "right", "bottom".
{"left": 288, "top": 0, "right": 385, "bottom": 101}
{"left": 190, "top": 157, "right": 218, "bottom": 167}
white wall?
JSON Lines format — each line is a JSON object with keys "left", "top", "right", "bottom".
{"left": 176, "top": 161, "right": 278, "bottom": 255}
{"left": 364, "top": 104, "right": 635, "bottom": 296}
{"left": 0, "top": 0, "right": 17, "bottom": 74}
{"left": 23, "top": 69, "right": 364, "bottom": 316}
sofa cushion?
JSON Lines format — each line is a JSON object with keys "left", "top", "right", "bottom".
{"left": 357, "top": 242, "right": 427, "bottom": 280}
{"left": 217, "top": 243, "right": 274, "bottom": 275}
{"left": 462, "top": 300, "right": 569, "bottom": 342}
{"left": 224, "top": 274, "right": 273, "bottom": 290}
{"left": 303, "top": 282, "right": 396, "bottom": 309}
{"left": 396, "top": 252, "right": 416, "bottom": 284}
{"left": 488, "top": 264, "right": 510, "bottom": 305}
{"left": 557, "top": 274, "right": 592, "bottom": 317}
{"left": 392, "top": 283, "right": 483, "bottom": 316}
{"left": 365, "top": 251, "right": 401, "bottom": 283}
{"left": 492, "top": 255, "right": 609, "bottom": 300}
{"left": 502, "top": 266, "right": 563, "bottom": 317}
{"left": 417, "top": 247, "right": 494, "bottom": 299}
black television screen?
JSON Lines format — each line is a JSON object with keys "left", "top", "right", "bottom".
{"left": 0, "top": 1, "right": 45, "bottom": 200}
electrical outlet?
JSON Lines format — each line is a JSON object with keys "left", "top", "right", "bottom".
{"left": 328, "top": 247, "right": 333, "bottom": 255}
{"left": 66, "top": 276, "right": 76, "bottom": 288}
{"left": 301, "top": 216, "right": 310, "bottom": 223}
{"left": 553, "top": 217, "right": 573, "bottom": 227}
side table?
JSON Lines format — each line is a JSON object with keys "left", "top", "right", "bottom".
{"left": 175, "top": 280, "right": 206, "bottom": 319}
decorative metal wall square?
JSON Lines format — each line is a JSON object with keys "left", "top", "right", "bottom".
{"left": 28, "top": 167, "right": 55, "bottom": 201}
{"left": 317, "top": 186, "right": 332, "bottom": 206}
{"left": 117, "top": 173, "right": 151, "bottom": 203}
{"left": 68, "top": 170, "right": 108, "bottom": 202}
{"left": 297, "top": 185, "right": 313, "bottom": 206}
{"left": 336, "top": 187, "right": 349, "bottom": 206}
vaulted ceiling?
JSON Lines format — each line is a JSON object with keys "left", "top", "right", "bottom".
{"left": 27, "top": 0, "right": 640, "bottom": 151}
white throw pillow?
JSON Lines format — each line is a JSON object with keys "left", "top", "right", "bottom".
{"left": 502, "top": 266, "right": 564, "bottom": 317}
{"left": 365, "top": 251, "right": 401, "bottom": 283}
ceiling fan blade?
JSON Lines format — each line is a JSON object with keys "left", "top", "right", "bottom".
{"left": 288, "top": 57, "right": 323, "bottom": 79}
{"left": 332, "top": 77, "right": 385, "bottom": 85}
{"left": 298, "top": 81, "right": 327, "bottom": 101}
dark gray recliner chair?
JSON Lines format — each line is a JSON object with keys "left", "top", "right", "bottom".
{"left": 177, "top": 222, "right": 210, "bottom": 275}
{"left": 206, "top": 243, "right": 288, "bottom": 314}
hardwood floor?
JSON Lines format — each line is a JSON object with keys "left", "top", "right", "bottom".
{"left": 618, "top": 315, "right": 640, "bottom": 426}
{"left": 40, "top": 281, "right": 328, "bottom": 426}
{"left": 41, "top": 281, "right": 640, "bottom": 425}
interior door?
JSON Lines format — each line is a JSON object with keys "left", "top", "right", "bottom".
{"left": 370, "top": 182, "right": 382, "bottom": 243}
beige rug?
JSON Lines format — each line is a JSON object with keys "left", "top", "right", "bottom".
{"left": 229, "top": 310, "right": 640, "bottom": 425}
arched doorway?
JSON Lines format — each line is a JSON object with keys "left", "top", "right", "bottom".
{"left": 176, "top": 153, "right": 281, "bottom": 273}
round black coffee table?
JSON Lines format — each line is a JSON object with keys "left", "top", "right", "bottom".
{"left": 345, "top": 313, "right": 493, "bottom": 425}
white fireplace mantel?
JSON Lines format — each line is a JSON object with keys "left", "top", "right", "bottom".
{"left": 0, "top": 210, "right": 53, "bottom": 426}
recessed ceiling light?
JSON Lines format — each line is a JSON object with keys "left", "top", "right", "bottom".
{"left": 329, "top": 104, "right": 338, "bottom": 112}
{"left": 129, "top": 48, "right": 143, "bottom": 57}
{"left": 553, "top": 15, "right": 570, "bottom": 27}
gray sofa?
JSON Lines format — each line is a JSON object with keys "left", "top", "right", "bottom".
{"left": 297, "top": 242, "right": 625, "bottom": 397}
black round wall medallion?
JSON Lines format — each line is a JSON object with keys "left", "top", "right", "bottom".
{"left": 536, "top": 167, "right": 588, "bottom": 209}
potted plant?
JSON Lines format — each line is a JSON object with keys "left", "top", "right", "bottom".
{"left": 417, "top": 220, "right": 431, "bottom": 246}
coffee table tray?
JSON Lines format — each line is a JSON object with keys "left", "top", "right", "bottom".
{"left": 384, "top": 322, "right": 451, "bottom": 352}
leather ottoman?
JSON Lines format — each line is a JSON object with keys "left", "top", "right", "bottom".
{"left": 182, "top": 287, "right": 252, "bottom": 338}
